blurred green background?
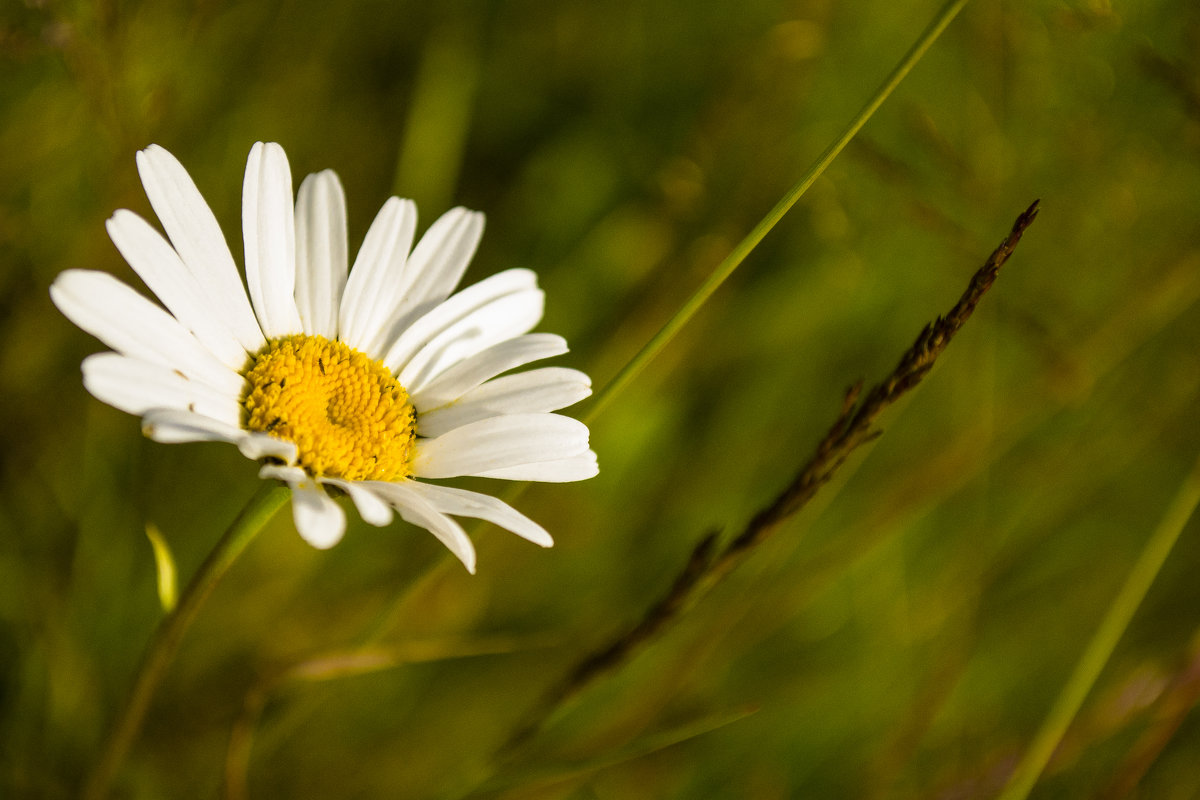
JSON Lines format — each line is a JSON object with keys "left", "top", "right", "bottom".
{"left": 3, "top": 0, "right": 1200, "bottom": 797}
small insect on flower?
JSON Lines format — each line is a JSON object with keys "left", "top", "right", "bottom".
{"left": 52, "top": 142, "right": 597, "bottom": 573}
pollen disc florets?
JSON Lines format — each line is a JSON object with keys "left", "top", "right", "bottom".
{"left": 242, "top": 334, "right": 416, "bottom": 482}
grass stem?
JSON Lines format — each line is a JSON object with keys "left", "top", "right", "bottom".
{"left": 997, "top": 451, "right": 1200, "bottom": 800}
{"left": 82, "top": 482, "right": 291, "bottom": 800}
{"left": 584, "top": 0, "right": 971, "bottom": 422}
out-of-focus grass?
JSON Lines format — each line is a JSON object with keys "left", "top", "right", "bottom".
{"left": 2, "top": 0, "right": 1200, "bottom": 798}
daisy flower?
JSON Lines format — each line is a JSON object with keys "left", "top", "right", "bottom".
{"left": 51, "top": 142, "right": 597, "bottom": 573}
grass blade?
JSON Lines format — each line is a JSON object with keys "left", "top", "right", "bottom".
{"left": 143, "top": 523, "right": 178, "bottom": 614}
{"left": 998, "top": 451, "right": 1200, "bottom": 800}
{"left": 585, "top": 0, "right": 972, "bottom": 422}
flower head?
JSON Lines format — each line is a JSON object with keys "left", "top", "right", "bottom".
{"left": 52, "top": 142, "right": 597, "bottom": 572}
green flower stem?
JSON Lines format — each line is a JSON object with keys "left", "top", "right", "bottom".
{"left": 997, "top": 452, "right": 1200, "bottom": 800}
{"left": 584, "top": 0, "right": 970, "bottom": 423}
{"left": 83, "top": 482, "right": 291, "bottom": 800}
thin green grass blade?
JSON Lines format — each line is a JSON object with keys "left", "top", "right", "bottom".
{"left": 144, "top": 523, "right": 178, "bottom": 613}
{"left": 997, "top": 451, "right": 1200, "bottom": 800}
{"left": 463, "top": 705, "right": 759, "bottom": 798}
{"left": 584, "top": 0, "right": 971, "bottom": 423}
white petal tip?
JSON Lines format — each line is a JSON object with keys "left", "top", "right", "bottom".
{"left": 291, "top": 481, "right": 346, "bottom": 549}
{"left": 301, "top": 527, "right": 344, "bottom": 550}
{"left": 295, "top": 505, "right": 345, "bottom": 549}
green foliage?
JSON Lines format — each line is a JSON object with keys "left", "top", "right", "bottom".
{"left": 2, "top": 0, "right": 1200, "bottom": 797}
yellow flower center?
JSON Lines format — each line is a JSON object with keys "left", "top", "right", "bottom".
{"left": 241, "top": 334, "right": 416, "bottom": 482}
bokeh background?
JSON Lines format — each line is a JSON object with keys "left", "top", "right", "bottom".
{"left": 3, "top": 0, "right": 1200, "bottom": 797}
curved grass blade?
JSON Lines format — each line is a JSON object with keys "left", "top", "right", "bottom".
{"left": 144, "top": 523, "right": 178, "bottom": 613}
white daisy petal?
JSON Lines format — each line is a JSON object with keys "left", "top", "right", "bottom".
{"left": 339, "top": 197, "right": 419, "bottom": 354}
{"left": 240, "top": 434, "right": 298, "bottom": 464}
{"left": 399, "top": 481, "right": 553, "bottom": 547}
{"left": 454, "top": 366, "right": 591, "bottom": 410}
{"left": 295, "top": 170, "right": 348, "bottom": 339}
{"left": 243, "top": 142, "right": 302, "bottom": 338}
{"left": 382, "top": 268, "right": 537, "bottom": 373}
{"left": 259, "top": 463, "right": 308, "bottom": 484}
{"left": 405, "top": 207, "right": 485, "bottom": 306}
{"left": 135, "top": 145, "right": 265, "bottom": 353}
{"left": 82, "top": 353, "right": 241, "bottom": 426}
{"left": 50, "top": 269, "right": 244, "bottom": 396}
{"left": 416, "top": 367, "right": 592, "bottom": 437}
{"left": 140, "top": 408, "right": 300, "bottom": 467}
{"left": 411, "top": 334, "right": 570, "bottom": 412}
{"left": 321, "top": 478, "right": 394, "bottom": 527}
{"left": 398, "top": 288, "right": 545, "bottom": 392}
{"left": 374, "top": 208, "right": 485, "bottom": 342}
{"left": 141, "top": 408, "right": 244, "bottom": 445}
{"left": 106, "top": 210, "right": 247, "bottom": 370}
{"left": 475, "top": 449, "right": 599, "bottom": 482}
{"left": 290, "top": 479, "right": 346, "bottom": 549}
{"left": 365, "top": 481, "right": 476, "bottom": 573}
{"left": 411, "top": 413, "right": 590, "bottom": 479}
